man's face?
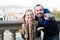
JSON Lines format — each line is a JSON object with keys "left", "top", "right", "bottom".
{"left": 34, "top": 6, "right": 44, "bottom": 18}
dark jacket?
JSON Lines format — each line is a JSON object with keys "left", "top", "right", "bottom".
{"left": 35, "top": 16, "right": 59, "bottom": 37}
{"left": 35, "top": 16, "right": 44, "bottom": 37}
{"left": 34, "top": 8, "right": 51, "bottom": 37}
{"left": 43, "top": 18, "right": 59, "bottom": 36}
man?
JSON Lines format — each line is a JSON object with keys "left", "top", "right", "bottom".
{"left": 34, "top": 4, "right": 59, "bottom": 40}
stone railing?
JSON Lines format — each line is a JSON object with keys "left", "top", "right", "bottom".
{"left": 0, "top": 20, "right": 60, "bottom": 40}
{"left": 0, "top": 21, "right": 23, "bottom": 40}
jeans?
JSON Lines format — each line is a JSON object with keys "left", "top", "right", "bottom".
{"left": 43, "top": 34, "right": 59, "bottom": 40}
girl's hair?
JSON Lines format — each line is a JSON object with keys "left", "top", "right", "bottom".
{"left": 23, "top": 9, "right": 33, "bottom": 22}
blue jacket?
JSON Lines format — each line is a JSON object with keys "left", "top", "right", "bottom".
{"left": 35, "top": 16, "right": 44, "bottom": 37}
{"left": 35, "top": 8, "right": 51, "bottom": 36}
{"left": 35, "top": 16, "right": 59, "bottom": 37}
{"left": 35, "top": 16, "right": 49, "bottom": 37}
{"left": 35, "top": 8, "right": 59, "bottom": 37}
{"left": 44, "top": 9, "right": 51, "bottom": 13}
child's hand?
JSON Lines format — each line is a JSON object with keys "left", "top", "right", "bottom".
{"left": 37, "top": 27, "right": 45, "bottom": 31}
{"left": 24, "top": 34, "right": 28, "bottom": 39}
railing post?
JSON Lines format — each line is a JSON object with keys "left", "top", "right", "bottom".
{"left": 0, "top": 21, "right": 23, "bottom": 40}
{"left": 0, "top": 33, "right": 3, "bottom": 40}
{"left": 11, "top": 31, "right": 16, "bottom": 40}
{"left": 0, "top": 31, "right": 4, "bottom": 40}
{"left": 4, "top": 30, "right": 16, "bottom": 40}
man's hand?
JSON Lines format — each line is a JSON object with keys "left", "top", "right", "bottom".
{"left": 37, "top": 27, "right": 45, "bottom": 31}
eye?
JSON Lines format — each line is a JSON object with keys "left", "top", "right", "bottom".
{"left": 27, "top": 15, "right": 29, "bottom": 16}
{"left": 40, "top": 9, "right": 43, "bottom": 11}
{"left": 26, "top": 14, "right": 29, "bottom": 17}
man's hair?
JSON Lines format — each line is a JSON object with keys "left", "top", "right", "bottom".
{"left": 34, "top": 4, "right": 44, "bottom": 9}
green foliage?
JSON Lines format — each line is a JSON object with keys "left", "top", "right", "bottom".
{"left": 52, "top": 9, "right": 60, "bottom": 19}
{"left": 55, "top": 12, "right": 60, "bottom": 19}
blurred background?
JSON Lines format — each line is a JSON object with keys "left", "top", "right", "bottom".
{"left": 0, "top": 0, "right": 60, "bottom": 21}
{"left": 0, "top": 0, "right": 60, "bottom": 40}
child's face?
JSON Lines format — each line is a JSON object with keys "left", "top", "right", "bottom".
{"left": 44, "top": 13, "right": 54, "bottom": 20}
{"left": 25, "top": 11, "right": 34, "bottom": 21}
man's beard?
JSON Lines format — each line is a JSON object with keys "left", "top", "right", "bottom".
{"left": 37, "top": 14, "right": 43, "bottom": 18}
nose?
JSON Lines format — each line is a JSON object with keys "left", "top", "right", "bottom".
{"left": 38, "top": 11, "right": 41, "bottom": 13}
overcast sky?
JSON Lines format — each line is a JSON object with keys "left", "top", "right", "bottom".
{"left": 0, "top": 0, "right": 60, "bottom": 11}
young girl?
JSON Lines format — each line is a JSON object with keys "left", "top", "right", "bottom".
{"left": 22, "top": 9, "right": 40, "bottom": 40}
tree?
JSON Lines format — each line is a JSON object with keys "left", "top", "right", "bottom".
{"left": 52, "top": 9, "right": 60, "bottom": 19}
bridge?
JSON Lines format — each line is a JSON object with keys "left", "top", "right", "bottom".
{"left": 0, "top": 20, "right": 60, "bottom": 40}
